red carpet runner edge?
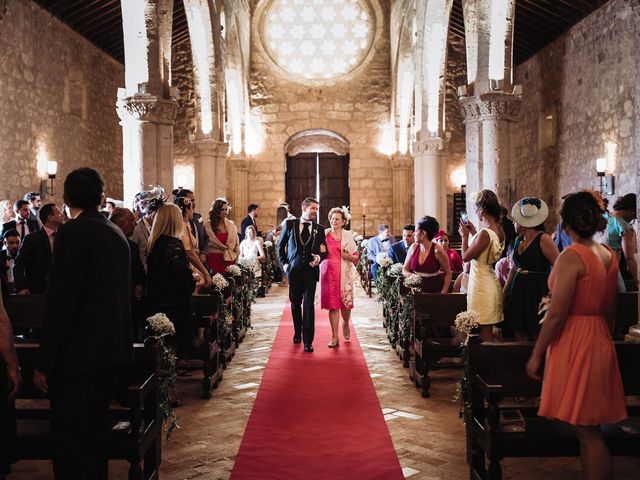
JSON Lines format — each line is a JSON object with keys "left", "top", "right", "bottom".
{"left": 231, "top": 303, "right": 404, "bottom": 480}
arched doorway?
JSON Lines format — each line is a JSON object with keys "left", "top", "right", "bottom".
{"left": 284, "top": 130, "right": 350, "bottom": 221}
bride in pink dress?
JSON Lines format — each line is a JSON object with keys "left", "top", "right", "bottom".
{"left": 321, "top": 207, "right": 359, "bottom": 348}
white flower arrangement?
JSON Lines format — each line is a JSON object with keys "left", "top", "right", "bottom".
{"left": 146, "top": 313, "right": 176, "bottom": 337}
{"left": 403, "top": 273, "right": 423, "bottom": 289}
{"left": 376, "top": 252, "right": 392, "bottom": 267}
{"left": 237, "top": 257, "right": 254, "bottom": 269}
{"left": 211, "top": 273, "right": 229, "bottom": 290}
{"left": 226, "top": 264, "right": 242, "bottom": 277}
{"left": 388, "top": 263, "right": 404, "bottom": 276}
{"left": 264, "top": 240, "right": 273, "bottom": 248}
{"left": 361, "top": 239, "right": 369, "bottom": 248}
{"left": 340, "top": 205, "right": 351, "bottom": 223}
{"left": 354, "top": 234, "right": 363, "bottom": 242}
{"left": 454, "top": 310, "right": 480, "bottom": 334}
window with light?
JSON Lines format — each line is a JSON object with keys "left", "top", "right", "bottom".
{"left": 264, "top": 0, "right": 374, "bottom": 81}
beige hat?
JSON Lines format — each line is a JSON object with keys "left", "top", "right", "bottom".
{"left": 511, "top": 197, "right": 549, "bottom": 228}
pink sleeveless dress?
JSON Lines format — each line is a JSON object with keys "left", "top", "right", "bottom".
{"left": 410, "top": 243, "right": 444, "bottom": 293}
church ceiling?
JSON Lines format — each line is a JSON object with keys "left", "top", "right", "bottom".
{"left": 32, "top": 0, "right": 609, "bottom": 66}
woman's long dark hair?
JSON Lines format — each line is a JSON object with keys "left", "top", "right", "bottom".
{"left": 276, "top": 206, "right": 288, "bottom": 225}
{"left": 209, "top": 198, "right": 227, "bottom": 232}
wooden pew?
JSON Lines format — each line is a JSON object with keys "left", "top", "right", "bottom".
{"left": 189, "top": 294, "right": 223, "bottom": 399}
{"left": 412, "top": 293, "right": 467, "bottom": 398}
{"left": 615, "top": 291, "right": 638, "bottom": 339}
{"left": 4, "top": 294, "right": 46, "bottom": 338}
{"left": 10, "top": 342, "right": 161, "bottom": 480}
{"left": 466, "top": 341, "right": 640, "bottom": 480}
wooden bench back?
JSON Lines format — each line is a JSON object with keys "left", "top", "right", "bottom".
{"left": 413, "top": 293, "right": 467, "bottom": 327}
{"left": 14, "top": 342, "right": 156, "bottom": 401}
{"left": 469, "top": 341, "right": 640, "bottom": 397}
{"left": 616, "top": 291, "right": 638, "bottom": 328}
{"left": 6, "top": 294, "right": 46, "bottom": 329}
{"left": 191, "top": 294, "right": 220, "bottom": 318}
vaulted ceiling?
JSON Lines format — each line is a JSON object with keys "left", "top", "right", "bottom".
{"left": 32, "top": 0, "right": 610, "bottom": 66}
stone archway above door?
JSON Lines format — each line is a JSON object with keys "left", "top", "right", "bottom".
{"left": 284, "top": 129, "right": 350, "bottom": 156}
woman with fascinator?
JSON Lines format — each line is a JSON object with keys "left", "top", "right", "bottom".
{"left": 320, "top": 206, "right": 359, "bottom": 348}
{"left": 502, "top": 197, "right": 559, "bottom": 341}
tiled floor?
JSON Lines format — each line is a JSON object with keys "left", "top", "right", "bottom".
{"left": 8, "top": 284, "right": 640, "bottom": 479}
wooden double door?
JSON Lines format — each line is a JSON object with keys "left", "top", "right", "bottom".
{"left": 285, "top": 152, "right": 350, "bottom": 223}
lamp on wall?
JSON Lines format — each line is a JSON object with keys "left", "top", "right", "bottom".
{"left": 596, "top": 157, "right": 614, "bottom": 196}
{"left": 46, "top": 161, "right": 58, "bottom": 196}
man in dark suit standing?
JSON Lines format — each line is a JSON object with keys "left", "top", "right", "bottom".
{"left": 0, "top": 229, "right": 21, "bottom": 295}
{"left": 1, "top": 200, "right": 40, "bottom": 241}
{"left": 24, "top": 191, "right": 42, "bottom": 225}
{"left": 278, "top": 198, "right": 327, "bottom": 352}
{"left": 13, "top": 204, "right": 63, "bottom": 295}
{"left": 388, "top": 224, "right": 415, "bottom": 265}
{"left": 240, "top": 203, "right": 260, "bottom": 241}
{"left": 33, "top": 168, "right": 134, "bottom": 479}
{"left": 173, "top": 188, "right": 208, "bottom": 263}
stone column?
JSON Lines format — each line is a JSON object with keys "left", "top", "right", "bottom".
{"left": 626, "top": 0, "right": 640, "bottom": 341}
{"left": 193, "top": 139, "right": 229, "bottom": 211}
{"left": 413, "top": 138, "right": 448, "bottom": 227}
{"left": 459, "top": 92, "right": 521, "bottom": 221}
{"left": 390, "top": 153, "right": 413, "bottom": 232}
{"left": 228, "top": 155, "right": 249, "bottom": 224}
{"left": 116, "top": 95, "right": 177, "bottom": 203}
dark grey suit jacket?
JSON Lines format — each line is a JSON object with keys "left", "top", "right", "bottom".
{"left": 36, "top": 209, "right": 134, "bottom": 375}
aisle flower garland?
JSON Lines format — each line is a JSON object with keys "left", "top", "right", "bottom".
{"left": 453, "top": 310, "right": 480, "bottom": 424}
{"left": 145, "top": 313, "right": 179, "bottom": 439}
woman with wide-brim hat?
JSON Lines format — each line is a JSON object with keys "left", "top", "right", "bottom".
{"left": 503, "top": 197, "right": 559, "bottom": 341}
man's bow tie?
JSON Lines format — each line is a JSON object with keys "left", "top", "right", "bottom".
{"left": 381, "top": 238, "right": 389, "bottom": 243}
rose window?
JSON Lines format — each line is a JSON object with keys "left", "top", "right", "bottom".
{"left": 264, "top": 0, "right": 374, "bottom": 81}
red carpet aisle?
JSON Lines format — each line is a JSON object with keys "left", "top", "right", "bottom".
{"left": 231, "top": 304, "right": 404, "bottom": 480}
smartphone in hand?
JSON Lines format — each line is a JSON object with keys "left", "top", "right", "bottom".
{"left": 461, "top": 211, "right": 469, "bottom": 225}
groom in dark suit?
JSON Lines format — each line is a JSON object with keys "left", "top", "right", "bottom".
{"left": 277, "top": 197, "right": 327, "bottom": 352}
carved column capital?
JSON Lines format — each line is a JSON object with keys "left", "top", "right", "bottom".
{"left": 459, "top": 93, "right": 522, "bottom": 123}
{"left": 192, "top": 139, "right": 229, "bottom": 157}
{"left": 228, "top": 155, "right": 250, "bottom": 172}
{"left": 390, "top": 153, "right": 412, "bottom": 169}
{"left": 413, "top": 138, "right": 448, "bottom": 155}
{"left": 116, "top": 95, "right": 178, "bottom": 125}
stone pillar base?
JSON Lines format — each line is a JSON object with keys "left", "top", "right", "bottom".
{"left": 193, "top": 139, "right": 229, "bottom": 211}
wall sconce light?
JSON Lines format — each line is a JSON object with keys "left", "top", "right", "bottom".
{"left": 46, "top": 161, "right": 58, "bottom": 196}
{"left": 596, "top": 157, "right": 614, "bottom": 196}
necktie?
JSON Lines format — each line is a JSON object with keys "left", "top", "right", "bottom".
{"left": 190, "top": 220, "right": 197, "bottom": 239}
{"left": 301, "top": 222, "right": 311, "bottom": 243}
{"left": 18, "top": 221, "right": 25, "bottom": 239}
{"left": 50, "top": 231, "right": 56, "bottom": 252}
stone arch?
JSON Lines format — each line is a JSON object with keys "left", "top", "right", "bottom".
{"left": 284, "top": 129, "right": 350, "bottom": 157}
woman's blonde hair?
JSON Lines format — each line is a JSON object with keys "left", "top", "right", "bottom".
{"left": 147, "top": 203, "right": 184, "bottom": 254}
{"left": 244, "top": 225, "right": 257, "bottom": 238}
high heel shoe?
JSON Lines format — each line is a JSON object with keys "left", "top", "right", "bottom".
{"left": 343, "top": 325, "right": 351, "bottom": 341}
{"left": 328, "top": 339, "right": 340, "bottom": 348}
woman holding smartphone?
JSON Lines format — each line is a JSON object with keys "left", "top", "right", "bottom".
{"left": 320, "top": 207, "right": 358, "bottom": 347}
{"left": 459, "top": 190, "right": 505, "bottom": 341}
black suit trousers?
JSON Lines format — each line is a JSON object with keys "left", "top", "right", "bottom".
{"left": 49, "top": 366, "right": 119, "bottom": 480}
{"left": 288, "top": 267, "right": 317, "bottom": 346}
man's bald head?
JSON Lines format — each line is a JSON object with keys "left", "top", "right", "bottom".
{"left": 109, "top": 207, "right": 136, "bottom": 238}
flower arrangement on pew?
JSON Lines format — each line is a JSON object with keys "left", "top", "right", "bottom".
{"left": 383, "top": 263, "right": 403, "bottom": 333}
{"left": 210, "top": 273, "right": 232, "bottom": 347}
{"left": 453, "top": 310, "right": 481, "bottom": 424}
{"left": 263, "top": 240, "right": 278, "bottom": 283}
{"left": 397, "top": 274, "right": 423, "bottom": 348}
{"left": 236, "top": 257, "right": 259, "bottom": 329}
{"left": 374, "top": 254, "right": 394, "bottom": 323}
{"left": 146, "top": 313, "right": 179, "bottom": 439}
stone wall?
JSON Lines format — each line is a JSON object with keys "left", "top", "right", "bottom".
{"left": 513, "top": 0, "right": 637, "bottom": 223}
{"left": 247, "top": 0, "right": 392, "bottom": 235}
{"left": 0, "top": 0, "right": 125, "bottom": 204}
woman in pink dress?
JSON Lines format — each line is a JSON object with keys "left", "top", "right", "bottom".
{"left": 321, "top": 207, "right": 358, "bottom": 348}
{"left": 205, "top": 198, "right": 240, "bottom": 274}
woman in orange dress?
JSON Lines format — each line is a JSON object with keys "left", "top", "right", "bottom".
{"left": 527, "top": 191, "right": 626, "bottom": 480}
